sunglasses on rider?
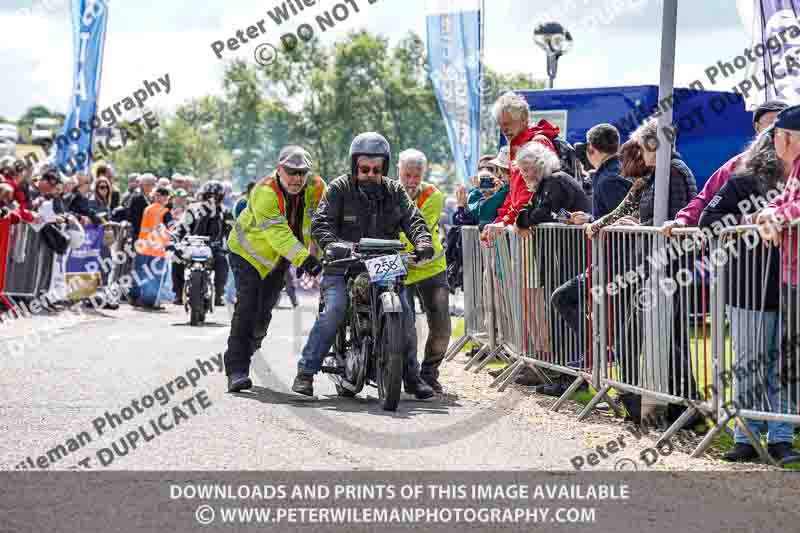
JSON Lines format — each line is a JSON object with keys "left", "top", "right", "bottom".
{"left": 358, "top": 165, "right": 383, "bottom": 176}
{"left": 285, "top": 168, "right": 309, "bottom": 177}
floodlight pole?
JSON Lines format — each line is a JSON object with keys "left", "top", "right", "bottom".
{"left": 653, "top": 0, "right": 678, "bottom": 226}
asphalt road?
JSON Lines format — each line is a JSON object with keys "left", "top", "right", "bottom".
{"left": 0, "top": 292, "right": 586, "bottom": 471}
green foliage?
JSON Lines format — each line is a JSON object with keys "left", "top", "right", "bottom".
{"left": 99, "top": 30, "right": 545, "bottom": 193}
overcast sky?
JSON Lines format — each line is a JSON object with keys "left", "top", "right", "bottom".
{"left": 0, "top": 0, "right": 749, "bottom": 121}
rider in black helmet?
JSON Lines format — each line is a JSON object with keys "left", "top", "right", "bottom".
{"left": 292, "top": 132, "right": 436, "bottom": 399}
{"left": 169, "top": 179, "right": 233, "bottom": 306}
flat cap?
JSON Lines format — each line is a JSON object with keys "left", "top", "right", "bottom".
{"left": 754, "top": 100, "right": 789, "bottom": 126}
{"left": 774, "top": 105, "right": 800, "bottom": 131}
{"left": 278, "top": 145, "right": 312, "bottom": 171}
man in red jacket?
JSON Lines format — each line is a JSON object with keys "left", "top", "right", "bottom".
{"left": 481, "top": 91, "right": 560, "bottom": 241}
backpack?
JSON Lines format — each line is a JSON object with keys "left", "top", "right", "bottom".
{"left": 551, "top": 137, "right": 579, "bottom": 180}
{"left": 445, "top": 225, "right": 464, "bottom": 293}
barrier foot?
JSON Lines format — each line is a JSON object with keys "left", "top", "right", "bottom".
{"left": 463, "top": 344, "right": 490, "bottom": 371}
{"left": 577, "top": 385, "right": 610, "bottom": 421}
{"left": 496, "top": 351, "right": 512, "bottom": 365}
{"left": 601, "top": 391, "right": 625, "bottom": 418}
{"left": 656, "top": 405, "right": 697, "bottom": 448}
{"left": 691, "top": 417, "right": 726, "bottom": 458}
{"left": 550, "top": 375, "right": 585, "bottom": 412}
{"left": 472, "top": 346, "right": 502, "bottom": 374}
{"left": 736, "top": 417, "right": 778, "bottom": 467}
{"left": 497, "top": 361, "right": 526, "bottom": 393}
{"left": 490, "top": 359, "right": 521, "bottom": 389}
{"left": 444, "top": 335, "right": 469, "bottom": 362}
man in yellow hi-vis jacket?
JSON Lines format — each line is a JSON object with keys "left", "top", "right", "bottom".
{"left": 224, "top": 146, "right": 326, "bottom": 392}
{"left": 398, "top": 149, "right": 451, "bottom": 393}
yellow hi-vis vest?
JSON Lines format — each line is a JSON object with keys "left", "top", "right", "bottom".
{"left": 227, "top": 173, "right": 326, "bottom": 279}
{"left": 400, "top": 182, "right": 446, "bottom": 285}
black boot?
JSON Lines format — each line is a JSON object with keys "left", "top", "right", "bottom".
{"left": 227, "top": 373, "right": 252, "bottom": 393}
{"left": 215, "top": 296, "right": 225, "bottom": 307}
{"left": 404, "top": 375, "right": 434, "bottom": 399}
{"left": 292, "top": 372, "right": 314, "bottom": 396}
{"left": 619, "top": 393, "right": 642, "bottom": 425}
{"left": 723, "top": 443, "right": 759, "bottom": 462}
{"left": 768, "top": 442, "right": 800, "bottom": 463}
{"left": 421, "top": 373, "right": 443, "bottom": 393}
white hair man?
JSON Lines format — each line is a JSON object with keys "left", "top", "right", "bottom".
{"left": 397, "top": 148, "right": 451, "bottom": 392}
{"left": 482, "top": 91, "right": 561, "bottom": 241}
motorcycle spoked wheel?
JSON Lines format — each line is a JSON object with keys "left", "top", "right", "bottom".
{"left": 338, "top": 338, "right": 368, "bottom": 397}
{"left": 376, "top": 313, "right": 404, "bottom": 411}
{"left": 189, "top": 269, "right": 206, "bottom": 326}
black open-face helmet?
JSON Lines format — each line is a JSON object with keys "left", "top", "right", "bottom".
{"left": 200, "top": 180, "right": 224, "bottom": 203}
{"left": 349, "top": 132, "right": 391, "bottom": 178}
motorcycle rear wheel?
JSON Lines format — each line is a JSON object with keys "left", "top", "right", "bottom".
{"left": 377, "top": 313, "right": 403, "bottom": 411}
{"left": 189, "top": 270, "right": 206, "bottom": 326}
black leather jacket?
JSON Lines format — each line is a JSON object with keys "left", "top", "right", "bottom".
{"left": 173, "top": 202, "right": 233, "bottom": 248}
{"left": 311, "top": 174, "right": 432, "bottom": 273}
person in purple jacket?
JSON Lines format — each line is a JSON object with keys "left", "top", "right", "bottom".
{"left": 661, "top": 100, "right": 788, "bottom": 236}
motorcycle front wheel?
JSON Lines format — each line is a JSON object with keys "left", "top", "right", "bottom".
{"left": 189, "top": 269, "right": 206, "bottom": 326}
{"left": 377, "top": 312, "right": 403, "bottom": 411}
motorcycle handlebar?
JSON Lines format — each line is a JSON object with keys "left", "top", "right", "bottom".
{"left": 322, "top": 251, "right": 416, "bottom": 267}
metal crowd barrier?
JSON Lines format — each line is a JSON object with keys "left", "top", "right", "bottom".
{"left": 3, "top": 223, "right": 54, "bottom": 298}
{"left": 586, "top": 226, "right": 714, "bottom": 446}
{"left": 690, "top": 224, "right": 800, "bottom": 465}
{"left": 0, "top": 221, "right": 132, "bottom": 309}
{"left": 444, "top": 226, "right": 494, "bottom": 363}
{"left": 103, "top": 223, "right": 132, "bottom": 288}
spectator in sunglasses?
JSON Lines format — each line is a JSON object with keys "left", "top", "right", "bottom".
{"left": 223, "top": 145, "right": 327, "bottom": 393}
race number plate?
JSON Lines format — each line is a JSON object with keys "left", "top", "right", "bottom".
{"left": 364, "top": 254, "right": 406, "bottom": 282}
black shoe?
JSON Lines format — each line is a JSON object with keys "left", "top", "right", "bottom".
{"left": 723, "top": 443, "right": 759, "bottom": 462}
{"left": 404, "top": 375, "right": 435, "bottom": 399}
{"left": 227, "top": 373, "right": 252, "bottom": 393}
{"left": 768, "top": 442, "right": 800, "bottom": 463}
{"left": 103, "top": 302, "right": 119, "bottom": 310}
{"left": 514, "top": 366, "right": 544, "bottom": 386}
{"left": 215, "top": 298, "right": 225, "bottom": 307}
{"left": 620, "top": 393, "right": 642, "bottom": 425}
{"left": 421, "top": 374, "right": 443, "bottom": 394}
{"left": 173, "top": 297, "right": 182, "bottom": 305}
{"left": 292, "top": 372, "right": 314, "bottom": 396}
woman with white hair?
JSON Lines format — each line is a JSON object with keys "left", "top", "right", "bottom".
{"left": 515, "top": 142, "right": 590, "bottom": 228}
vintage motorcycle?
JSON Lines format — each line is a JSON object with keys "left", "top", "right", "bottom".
{"left": 321, "top": 238, "right": 414, "bottom": 411}
{"left": 174, "top": 235, "right": 215, "bottom": 326}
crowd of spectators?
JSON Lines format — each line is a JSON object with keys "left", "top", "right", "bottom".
{"left": 0, "top": 155, "right": 245, "bottom": 311}
{"left": 447, "top": 91, "right": 800, "bottom": 464}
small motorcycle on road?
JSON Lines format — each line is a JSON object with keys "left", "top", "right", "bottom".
{"left": 321, "top": 238, "right": 415, "bottom": 411}
{"left": 174, "top": 236, "right": 215, "bottom": 326}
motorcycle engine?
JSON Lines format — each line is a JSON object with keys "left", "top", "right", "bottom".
{"left": 350, "top": 273, "right": 371, "bottom": 305}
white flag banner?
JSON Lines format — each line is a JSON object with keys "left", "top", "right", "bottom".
{"left": 737, "top": 0, "right": 800, "bottom": 109}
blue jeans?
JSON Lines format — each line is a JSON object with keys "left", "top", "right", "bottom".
{"left": 299, "top": 274, "right": 420, "bottom": 377}
{"left": 128, "top": 254, "right": 167, "bottom": 307}
{"left": 729, "top": 306, "right": 795, "bottom": 444}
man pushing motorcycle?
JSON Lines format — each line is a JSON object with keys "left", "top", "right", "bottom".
{"left": 293, "top": 132, "right": 436, "bottom": 399}
{"left": 223, "top": 146, "right": 327, "bottom": 393}
{"left": 397, "top": 149, "right": 451, "bottom": 393}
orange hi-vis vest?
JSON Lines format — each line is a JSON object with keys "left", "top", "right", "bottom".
{"left": 136, "top": 204, "right": 170, "bottom": 257}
